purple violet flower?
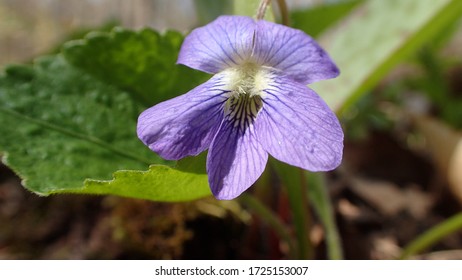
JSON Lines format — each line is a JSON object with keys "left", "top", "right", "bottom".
{"left": 137, "top": 15, "right": 343, "bottom": 200}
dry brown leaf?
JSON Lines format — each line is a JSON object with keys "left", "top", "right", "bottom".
{"left": 338, "top": 198, "right": 362, "bottom": 219}
{"left": 350, "top": 178, "right": 404, "bottom": 216}
{"left": 370, "top": 235, "right": 401, "bottom": 260}
{"left": 349, "top": 177, "right": 432, "bottom": 217}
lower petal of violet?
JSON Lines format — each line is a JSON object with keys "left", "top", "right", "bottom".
{"left": 207, "top": 119, "right": 268, "bottom": 200}
{"left": 137, "top": 74, "right": 228, "bottom": 160}
{"left": 255, "top": 75, "right": 344, "bottom": 171}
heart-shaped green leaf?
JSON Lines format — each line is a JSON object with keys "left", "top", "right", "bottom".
{"left": 62, "top": 27, "right": 209, "bottom": 106}
{"left": 0, "top": 55, "right": 210, "bottom": 201}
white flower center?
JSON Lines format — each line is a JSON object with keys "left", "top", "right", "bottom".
{"left": 221, "top": 63, "right": 272, "bottom": 130}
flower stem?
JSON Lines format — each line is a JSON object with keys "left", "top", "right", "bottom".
{"left": 273, "top": 160, "right": 313, "bottom": 259}
{"left": 399, "top": 212, "right": 462, "bottom": 259}
{"left": 256, "top": 0, "right": 271, "bottom": 20}
{"left": 240, "top": 193, "right": 297, "bottom": 258}
{"left": 292, "top": 168, "right": 313, "bottom": 259}
{"left": 306, "top": 172, "right": 343, "bottom": 259}
{"left": 275, "top": 0, "right": 290, "bottom": 26}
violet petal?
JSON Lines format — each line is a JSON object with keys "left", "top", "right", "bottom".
{"left": 177, "top": 15, "right": 255, "bottom": 74}
{"left": 207, "top": 119, "right": 268, "bottom": 200}
{"left": 137, "top": 74, "right": 228, "bottom": 160}
{"left": 253, "top": 20, "right": 339, "bottom": 84}
{"left": 255, "top": 75, "right": 343, "bottom": 171}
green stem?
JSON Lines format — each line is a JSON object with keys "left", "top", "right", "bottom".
{"left": 240, "top": 193, "right": 297, "bottom": 258}
{"left": 274, "top": 160, "right": 313, "bottom": 259}
{"left": 400, "top": 212, "right": 462, "bottom": 259}
{"left": 291, "top": 169, "right": 313, "bottom": 259}
{"left": 306, "top": 172, "right": 343, "bottom": 259}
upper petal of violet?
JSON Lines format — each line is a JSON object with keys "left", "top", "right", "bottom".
{"left": 255, "top": 75, "right": 343, "bottom": 171}
{"left": 137, "top": 74, "right": 228, "bottom": 160}
{"left": 177, "top": 15, "right": 255, "bottom": 74}
{"left": 252, "top": 20, "right": 339, "bottom": 84}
